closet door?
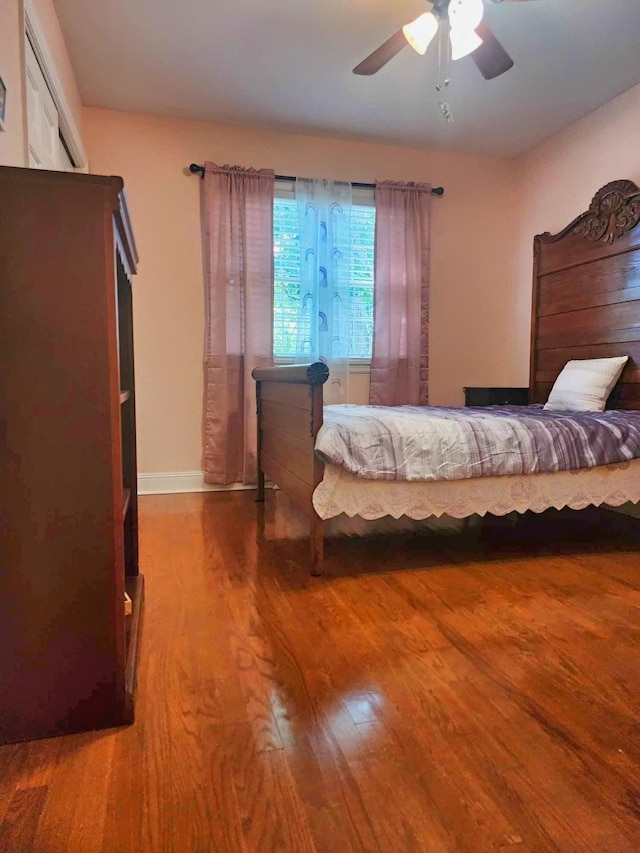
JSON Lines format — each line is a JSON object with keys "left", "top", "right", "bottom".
{"left": 25, "top": 37, "right": 60, "bottom": 170}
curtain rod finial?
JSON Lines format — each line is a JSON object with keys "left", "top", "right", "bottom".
{"left": 189, "top": 163, "right": 205, "bottom": 178}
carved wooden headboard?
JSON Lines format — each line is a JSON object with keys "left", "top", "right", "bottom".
{"left": 530, "top": 180, "right": 640, "bottom": 410}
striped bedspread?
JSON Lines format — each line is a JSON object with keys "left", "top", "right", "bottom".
{"left": 314, "top": 404, "right": 640, "bottom": 481}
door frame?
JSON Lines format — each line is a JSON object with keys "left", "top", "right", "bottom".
{"left": 24, "top": 0, "right": 87, "bottom": 169}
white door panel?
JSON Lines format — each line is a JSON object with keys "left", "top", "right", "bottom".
{"left": 25, "top": 37, "right": 60, "bottom": 170}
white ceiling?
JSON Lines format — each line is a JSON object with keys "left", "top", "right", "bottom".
{"left": 54, "top": 0, "right": 640, "bottom": 158}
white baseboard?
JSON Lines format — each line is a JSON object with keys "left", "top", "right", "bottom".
{"left": 138, "top": 471, "right": 257, "bottom": 496}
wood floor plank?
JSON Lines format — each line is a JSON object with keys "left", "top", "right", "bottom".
{"left": 0, "top": 786, "right": 48, "bottom": 853}
{"left": 32, "top": 733, "right": 114, "bottom": 853}
{"left": 1, "top": 495, "right": 640, "bottom": 850}
{"left": 224, "top": 723, "right": 317, "bottom": 852}
{"left": 285, "top": 723, "right": 383, "bottom": 852}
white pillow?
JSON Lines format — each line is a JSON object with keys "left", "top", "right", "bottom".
{"left": 544, "top": 356, "right": 628, "bottom": 412}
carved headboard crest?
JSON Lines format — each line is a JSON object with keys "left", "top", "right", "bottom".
{"left": 573, "top": 179, "right": 640, "bottom": 244}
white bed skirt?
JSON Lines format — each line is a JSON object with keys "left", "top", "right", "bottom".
{"left": 312, "top": 460, "right": 640, "bottom": 521}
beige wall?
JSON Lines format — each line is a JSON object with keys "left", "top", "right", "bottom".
{"left": 0, "top": 0, "right": 83, "bottom": 168}
{"left": 5, "top": 4, "right": 639, "bottom": 479}
{"left": 508, "top": 82, "right": 640, "bottom": 386}
{"left": 83, "top": 107, "right": 518, "bottom": 474}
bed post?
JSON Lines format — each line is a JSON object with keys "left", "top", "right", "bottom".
{"left": 255, "top": 379, "right": 265, "bottom": 503}
{"left": 310, "top": 381, "right": 325, "bottom": 576}
{"left": 311, "top": 514, "right": 324, "bottom": 577}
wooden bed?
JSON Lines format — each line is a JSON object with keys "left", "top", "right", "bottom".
{"left": 253, "top": 179, "right": 640, "bottom": 575}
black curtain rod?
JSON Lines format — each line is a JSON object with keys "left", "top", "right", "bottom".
{"left": 188, "top": 163, "right": 444, "bottom": 196}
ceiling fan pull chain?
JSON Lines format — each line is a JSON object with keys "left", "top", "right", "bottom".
{"left": 439, "top": 101, "right": 453, "bottom": 122}
{"left": 435, "top": 23, "right": 453, "bottom": 122}
{"left": 435, "top": 23, "right": 444, "bottom": 90}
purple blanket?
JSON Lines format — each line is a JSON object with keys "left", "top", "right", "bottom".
{"left": 315, "top": 404, "right": 640, "bottom": 481}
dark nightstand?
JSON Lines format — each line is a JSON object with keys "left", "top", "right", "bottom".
{"left": 463, "top": 387, "right": 529, "bottom": 406}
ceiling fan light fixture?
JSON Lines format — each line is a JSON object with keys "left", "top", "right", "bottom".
{"left": 449, "top": 26, "right": 483, "bottom": 60}
{"left": 448, "top": 0, "right": 484, "bottom": 32}
{"left": 402, "top": 11, "right": 439, "bottom": 55}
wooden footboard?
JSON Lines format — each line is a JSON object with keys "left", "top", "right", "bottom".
{"left": 252, "top": 362, "right": 329, "bottom": 575}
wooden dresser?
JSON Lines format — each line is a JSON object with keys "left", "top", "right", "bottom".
{"left": 0, "top": 167, "right": 144, "bottom": 744}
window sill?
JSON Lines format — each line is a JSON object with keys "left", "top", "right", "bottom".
{"left": 273, "top": 358, "right": 371, "bottom": 375}
{"left": 348, "top": 360, "right": 371, "bottom": 375}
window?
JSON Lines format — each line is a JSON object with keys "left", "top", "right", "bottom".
{"left": 273, "top": 181, "right": 376, "bottom": 359}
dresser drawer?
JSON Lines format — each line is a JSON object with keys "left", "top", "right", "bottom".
{"left": 463, "top": 387, "right": 529, "bottom": 406}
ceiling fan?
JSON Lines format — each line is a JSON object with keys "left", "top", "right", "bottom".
{"left": 353, "top": 0, "right": 534, "bottom": 80}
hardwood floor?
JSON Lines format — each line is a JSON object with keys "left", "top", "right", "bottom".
{"left": 1, "top": 492, "right": 640, "bottom": 852}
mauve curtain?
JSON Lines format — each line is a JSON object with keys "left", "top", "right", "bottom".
{"left": 202, "top": 162, "right": 275, "bottom": 485}
{"left": 370, "top": 181, "right": 431, "bottom": 406}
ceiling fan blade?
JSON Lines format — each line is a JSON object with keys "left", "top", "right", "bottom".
{"left": 471, "top": 22, "right": 514, "bottom": 79}
{"left": 353, "top": 30, "right": 408, "bottom": 76}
